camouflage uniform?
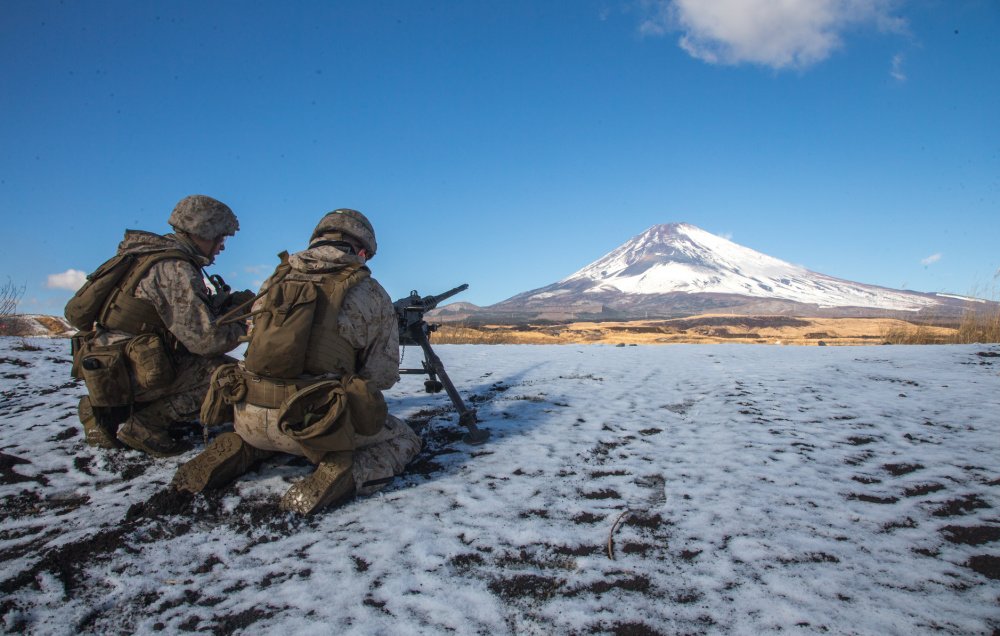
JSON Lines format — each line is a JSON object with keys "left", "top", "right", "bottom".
{"left": 77, "top": 196, "right": 246, "bottom": 456}
{"left": 174, "top": 209, "right": 421, "bottom": 514}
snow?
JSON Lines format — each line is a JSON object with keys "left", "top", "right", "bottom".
{"left": 2, "top": 336, "right": 999, "bottom": 635}
{"left": 560, "top": 224, "right": 940, "bottom": 312}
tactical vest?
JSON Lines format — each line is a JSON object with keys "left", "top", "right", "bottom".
{"left": 67, "top": 249, "right": 201, "bottom": 411}
{"left": 66, "top": 249, "right": 200, "bottom": 337}
{"left": 243, "top": 263, "right": 371, "bottom": 388}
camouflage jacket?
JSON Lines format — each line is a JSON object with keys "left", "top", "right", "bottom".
{"left": 255, "top": 244, "right": 400, "bottom": 391}
{"left": 100, "top": 230, "right": 245, "bottom": 356}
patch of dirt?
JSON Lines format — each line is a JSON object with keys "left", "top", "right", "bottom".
{"left": 210, "top": 606, "right": 287, "bottom": 632}
{"left": 565, "top": 574, "right": 651, "bottom": 597}
{"left": 903, "top": 483, "right": 944, "bottom": 497}
{"left": 488, "top": 573, "right": 564, "bottom": 601}
{"left": 848, "top": 493, "right": 900, "bottom": 504}
{"left": 0, "top": 524, "right": 131, "bottom": 596}
{"left": 449, "top": 553, "right": 486, "bottom": 569}
{"left": 941, "top": 525, "right": 1000, "bottom": 545}
{"left": 48, "top": 426, "right": 79, "bottom": 442}
{"left": 931, "top": 495, "right": 991, "bottom": 518}
{"left": 192, "top": 555, "right": 223, "bottom": 574}
{"left": 965, "top": 555, "right": 1000, "bottom": 579}
{"left": 882, "top": 462, "right": 925, "bottom": 476}
{"left": 102, "top": 452, "right": 154, "bottom": 481}
{"left": 846, "top": 436, "right": 877, "bottom": 446}
{"left": 572, "top": 512, "right": 604, "bottom": 524}
{"left": 581, "top": 489, "right": 620, "bottom": 500}
{"left": 124, "top": 487, "right": 195, "bottom": 522}
{"left": 0, "top": 452, "right": 41, "bottom": 486}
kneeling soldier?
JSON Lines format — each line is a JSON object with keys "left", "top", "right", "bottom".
{"left": 172, "top": 209, "right": 421, "bottom": 514}
{"left": 67, "top": 195, "right": 248, "bottom": 456}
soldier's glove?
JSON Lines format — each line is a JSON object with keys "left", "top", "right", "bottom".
{"left": 224, "top": 289, "right": 256, "bottom": 312}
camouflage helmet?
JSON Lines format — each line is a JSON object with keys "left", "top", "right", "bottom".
{"left": 309, "top": 208, "right": 377, "bottom": 258}
{"left": 168, "top": 195, "right": 239, "bottom": 239}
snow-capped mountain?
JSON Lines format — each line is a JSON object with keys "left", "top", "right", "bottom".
{"left": 481, "top": 223, "right": 973, "bottom": 321}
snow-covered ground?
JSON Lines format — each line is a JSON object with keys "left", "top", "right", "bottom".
{"left": 1, "top": 337, "right": 998, "bottom": 635}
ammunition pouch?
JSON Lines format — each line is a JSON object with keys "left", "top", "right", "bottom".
{"left": 276, "top": 375, "right": 387, "bottom": 462}
{"left": 74, "top": 335, "right": 133, "bottom": 408}
{"left": 200, "top": 363, "right": 247, "bottom": 427}
{"left": 125, "top": 333, "right": 176, "bottom": 392}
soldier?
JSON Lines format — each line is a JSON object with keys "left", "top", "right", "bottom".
{"left": 70, "top": 195, "right": 250, "bottom": 457}
{"left": 172, "top": 209, "right": 421, "bottom": 515}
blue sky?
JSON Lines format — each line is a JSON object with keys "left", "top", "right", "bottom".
{"left": 2, "top": 0, "right": 998, "bottom": 313}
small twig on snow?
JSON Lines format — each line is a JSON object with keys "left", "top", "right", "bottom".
{"left": 607, "top": 508, "right": 631, "bottom": 560}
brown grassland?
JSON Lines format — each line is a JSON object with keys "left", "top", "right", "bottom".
{"left": 431, "top": 307, "right": 1000, "bottom": 346}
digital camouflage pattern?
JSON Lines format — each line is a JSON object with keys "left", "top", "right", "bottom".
{"left": 167, "top": 194, "right": 239, "bottom": 240}
{"left": 99, "top": 230, "right": 246, "bottom": 358}
{"left": 224, "top": 240, "right": 418, "bottom": 504}
{"left": 91, "top": 230, "right": 246, "bottom": 455}
{"left": 352, "top": 415, "right": 421, "bottom": 495}
{"left": 255, "top": 243, "right": 399, "bottom": 389}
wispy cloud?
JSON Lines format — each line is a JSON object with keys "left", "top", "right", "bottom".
{"left": 921, "top": 253, "right": 942, "bottom": 266}
{"left": 46, "top": 269, "right": 87, "bottom": 291}
{"left": 639, "top": 0, "right": 907, "bottom": 70}
{"left": 890, "top": 52, "right": 906, "bottom": 82}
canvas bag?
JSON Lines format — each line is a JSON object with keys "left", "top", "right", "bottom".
{"left": 76, "top": 334, "right": 133, "bottom": 408}
{"left": 64, "top": 254, "right": 133, "bottom": 331}
{"left": 242, "top": 262, "right": 368, "bottom": 379}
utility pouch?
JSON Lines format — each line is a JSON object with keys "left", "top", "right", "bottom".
{"left": 78, "top": 339, "right": 133, "bottom": 408}
{"left": 342, "top": 375, "right": 387, "bottom": 437}
{"left": 200, "top": 363, "right": 246, "bottom": 427}
{"left": 125, "top": 333, "right": 175, "bottom": 392}
{"left": 70, "top": 332, "right": 88, "bottom": 379}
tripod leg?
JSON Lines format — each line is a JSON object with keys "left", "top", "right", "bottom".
{"left": 409, "top": 324, "right": 489, "bottom": 445}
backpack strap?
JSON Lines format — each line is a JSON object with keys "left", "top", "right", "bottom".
{"left": 98, "top": 249, "right": 200, "bottom": 335}
{"left": 218, "top": 251, "right": 292, "bottom": 326}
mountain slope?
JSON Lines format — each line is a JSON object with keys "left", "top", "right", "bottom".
{"left": 483, "top": 223, "right": 972, "bottom": 321}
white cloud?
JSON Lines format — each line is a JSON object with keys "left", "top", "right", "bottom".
{"left": 921, "top": 253, "right": 942, "bottom": 266}
{"left": 890, "top": 52, "right": 906, "bottom": 82}
{"left": 46, "top": 269, "right": 87, "bottom": 291}
{"left": 640, "top": 0, "right": 907, "bottom": 70}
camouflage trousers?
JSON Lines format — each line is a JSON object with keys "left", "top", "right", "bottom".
{"left": 233, "top": 405, "right": 422, "bottom": 495}
{"left": 128, "top": 354, "right": 235, "bottom": 431}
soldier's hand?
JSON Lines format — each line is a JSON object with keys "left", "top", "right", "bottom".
{"left": 226, "top": 289, "right": 256, "bottom": 310}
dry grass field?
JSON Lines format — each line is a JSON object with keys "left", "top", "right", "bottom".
{"left": 431, "top": 315, "right": 968, "bottom": 346}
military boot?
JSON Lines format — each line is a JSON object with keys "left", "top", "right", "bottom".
{"left": 172, "top": 432, "right": 273, "bottom": 493}
{"left": 117, "top": 416, "right": 192, "bottom": 457}
{"left": 279, "top": 451, "right": 355, "bottom": 515}
{"left": 78, "top": 396, "right": 123, "bottom": 449}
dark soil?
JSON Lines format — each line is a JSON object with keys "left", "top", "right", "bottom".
{"left": 941, "top": 525, "right": 1000, "bottom": 545}
{"left": 932, "top": 495, "right": 991, "bottom": 517}
{"left": 965, "top": 555, "right": 1000, "bottom": 579}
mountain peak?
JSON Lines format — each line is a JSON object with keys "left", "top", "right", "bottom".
{"left": 503, "top": 222, "right": 944, "bottom": 314}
